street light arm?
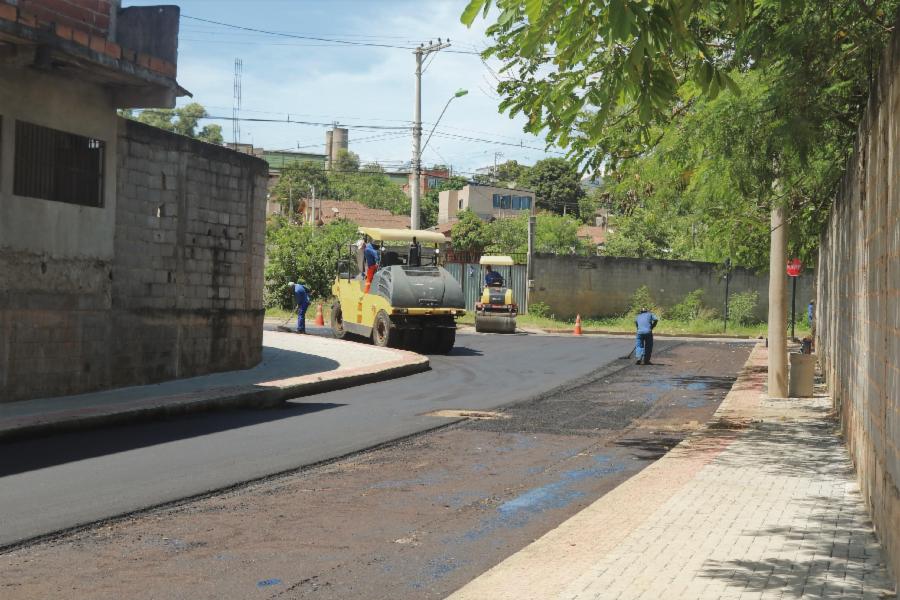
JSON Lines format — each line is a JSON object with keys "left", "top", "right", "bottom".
{"left": 421, "top": 98, "right": 453, "bottom": 156}
{"left": 422, "top": 89, "right": 468, "bottom": 155}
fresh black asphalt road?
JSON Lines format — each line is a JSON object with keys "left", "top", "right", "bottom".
{"left": 0, "top": 333, "right": 644, "bottom": 548}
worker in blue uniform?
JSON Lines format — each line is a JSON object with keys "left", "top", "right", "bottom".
{"left": 484, "top": 265, "right": 504, "bottom": 287}
{"left": 363, "top": 241, "right": 380, "bottom": 293}
{"left": 634, "top": 307, "right": 659, "bottom": 365}
{"left": 288, "top": 281, "right": 310, "bottom": 333}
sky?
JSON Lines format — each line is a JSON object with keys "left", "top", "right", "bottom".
{"left": 123, "top": 0, "right": 563, "bottom": 175}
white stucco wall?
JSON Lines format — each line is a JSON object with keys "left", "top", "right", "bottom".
{"left": 0, "top": 65, "right": 118, "bottom": 259}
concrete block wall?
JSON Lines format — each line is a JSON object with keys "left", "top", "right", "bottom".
{"left": 110, "top": 118, "right": 266, "bottom": 388}
{"left": 0, "top": 119, "right": 267, "bottom": 402}
{"left": 531, "top": 254, "right": 815, "bottom": 321}
{"left": 817, "top": 20, "right": 900, "bottom": 583}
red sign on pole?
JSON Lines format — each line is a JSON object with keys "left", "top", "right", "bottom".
{"left": 786, "top": 258, "right": 802, "bottom": 277}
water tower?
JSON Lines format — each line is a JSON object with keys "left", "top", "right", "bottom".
{"left": 325, "top": 125, "right": 349, "bottom": 169}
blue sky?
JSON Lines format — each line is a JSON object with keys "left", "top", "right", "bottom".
{"left": 123, "top": 0, "right": 563, "bottom": 174}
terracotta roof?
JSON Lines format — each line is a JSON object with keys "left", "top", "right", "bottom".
{"left": 315, "top": 200, "right": 410, "bottom": 229}
{"left": 435, "top": 220, "right": 457, "bottom": 236}
{"left": 577, "top": 225, "right": 607, "bottom": 245}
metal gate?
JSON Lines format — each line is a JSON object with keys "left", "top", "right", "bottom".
{"left": 445, "top": 263, "right": 528, "bottom": 313}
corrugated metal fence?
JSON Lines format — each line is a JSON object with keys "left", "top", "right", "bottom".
{"left": 445, "top": 263, "right": 528, "bottom": 313}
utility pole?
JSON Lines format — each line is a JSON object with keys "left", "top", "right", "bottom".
{"left": 493, "top": 151, "right": 503, "bottom": 183}
{"left": 526, "top": 215, "right": 536, "bottom": 311}
{"left": 768, "top": 204, "right": 788, "bottom": 397}
{"left": 723, "top": 258, "right": 732, "bottom": 333}
{"left": 411, "top": 39, "right": 450, "bottom": 230}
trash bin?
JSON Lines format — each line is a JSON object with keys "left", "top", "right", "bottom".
{"left": 789, "top": 353, "right": 816, "bottom": 397}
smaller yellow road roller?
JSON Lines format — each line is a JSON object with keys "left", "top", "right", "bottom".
{"left": 474, "top": 255, "right": 517, "bottom": 334}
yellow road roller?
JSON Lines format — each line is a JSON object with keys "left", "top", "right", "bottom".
{"left": 474, "top": 255, "right": 518, "bottom": 334}
{"left": 330, "top": 227, "right": 466, "bottom": 353}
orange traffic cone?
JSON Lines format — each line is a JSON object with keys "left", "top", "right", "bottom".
{"left": 573, "top": 314, "right": 583, "bottom": 336}
{"left": 314, "top": 302, "right": 325, "bottom": 326}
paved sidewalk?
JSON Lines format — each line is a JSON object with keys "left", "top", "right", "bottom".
{"left": 448, "top": 344, "right": 898, "bottom": 599}
{"left": 0, "top": 331, "right": 428, "bottom": 441}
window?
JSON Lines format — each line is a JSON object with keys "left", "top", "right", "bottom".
{"left": 458, "top": 198, "right": 463, "bottom": 209}
{"left": 14, "top": 121, "right": 105, "bottom": 207}
{"left": 492, "top": 193, "right": 501, "bottom": 208}
{"left": 524, "top": 197, "right": 533, "bottom": 209}
{"left": 512, "top": 196, "right": 521, "bottom": 210}
{"left": 501, "top": 195, "right": 511, "bottom": 209}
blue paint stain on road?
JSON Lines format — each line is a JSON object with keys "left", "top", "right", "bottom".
{"left": 257, "top": 578, "right": 282, "bottom": 588}
{"left": 686, "top": 382, "right": 709, "bottom": 391}
{"left": 458, "top": 455, "right": 627, "bottom": 544}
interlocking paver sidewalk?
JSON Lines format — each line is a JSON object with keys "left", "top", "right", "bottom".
{"left": 0, "top": 330, "right": 428, "bottom": 441}
{"left": 448, "top": 343, "right": 897, "bottom": 600}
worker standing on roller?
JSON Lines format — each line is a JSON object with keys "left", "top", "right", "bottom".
{"left": 363, "top": 240, "right": 380, "bottom": 293}
{"left": 634, "top": 307, "right": 659, "bottom": 365}
{"left": 288, "top": 281, "right": 310, "bottom": 334}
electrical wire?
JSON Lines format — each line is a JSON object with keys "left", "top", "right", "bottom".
{"left": 182, "top": 15, "right": 482, "bottom": 55}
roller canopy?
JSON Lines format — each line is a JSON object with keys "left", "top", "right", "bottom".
{"left": 359, "top": 227, "right": 447, "bottom": 244}
{"left": 479, "top": 255, "right": 515, "bottom": 266}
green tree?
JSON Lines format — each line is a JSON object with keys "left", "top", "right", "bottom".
{"left": 333, "top": 149, "right": 360, "bottom": 173}
{"left": 535, "top": 212, "right": 588, "bottom": 254}
{"left": 486, "top": 214, "right": 528, "bottom": 254}
{"left": 463, "top": 1, "right": 900, "bottom": 267}
{"left": 521, "top": 158, "right": 585, "bottom": 216}
{"left": 327, "top": 171, "right": 410, "bottom": 215}
{"left": 272, "top": 162, "right": 328, "bottom": 218}
{"left": 486, "top": 212, "right": 587, "bottom": 255}
{"left": 264, "top": 218, "right": 358, "bottom": 307}
{"left": 131, "top": 102, "right": 223, "bottom": 144}
{"left": 451, "top": 209, "right": 489, "bottom": 251}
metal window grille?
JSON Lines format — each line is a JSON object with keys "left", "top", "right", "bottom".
{"left": 14, "top": 121, "right": 105, "bottom": 207}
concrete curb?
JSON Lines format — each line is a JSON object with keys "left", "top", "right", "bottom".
{"left": 0, "top": 350, "right": 429, "bottom": 443}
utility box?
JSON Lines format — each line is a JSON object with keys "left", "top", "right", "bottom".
{"left": 789, "top": 353, "right": 816, "bottom": 397}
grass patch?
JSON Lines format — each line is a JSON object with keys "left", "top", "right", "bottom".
{"left": 460, "top": 311, "right": 808, "bottom": 338}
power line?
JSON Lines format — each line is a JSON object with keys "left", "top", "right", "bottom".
{"left": 181, "top": 15, "right": 482, "bottom": 55}
{"left": 430, "top": 131, "right": 565, "bottom": 154}
{"left": 200, "top": 114, "right": 410, "bottom": 131}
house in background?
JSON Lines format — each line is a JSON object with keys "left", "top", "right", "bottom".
{"left": 438, "top": 183, "right": 535, "bottom": 224}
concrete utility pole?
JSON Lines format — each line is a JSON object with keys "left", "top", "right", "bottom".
{"left": 526, "top": 215, "right": 536, "bottom": 309}
{"left": 411, "top": 39, "right": 450, "bottom": 230}
{"left": 768, "top": 205, "right": 788, "bottom": 397}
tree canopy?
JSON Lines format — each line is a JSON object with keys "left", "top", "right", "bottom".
{"left": 463, "top": 0, "right": 900, "bottom": 267}
{"left": 125, "top": 103, "right": 223, "bottom": 144}
{"left": 264, "top": 218, "right": 358, "bottom": 307}
{"left": 522, "top": 158, "right": 585, "bottom": 217}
